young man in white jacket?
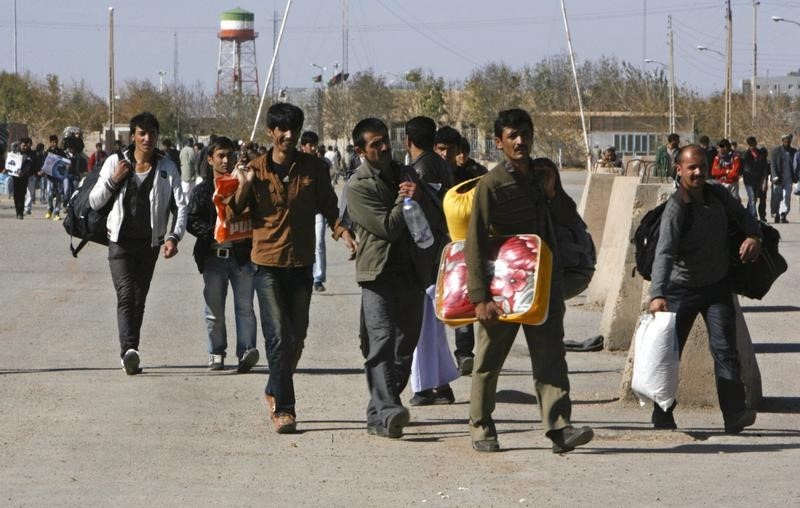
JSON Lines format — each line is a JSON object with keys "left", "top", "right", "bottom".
{"left": 89, "top": 112, "right": 187, "bottom": 375}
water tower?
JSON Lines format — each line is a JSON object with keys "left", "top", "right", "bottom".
{"left": 216, "top": 7, "right": 259, "bottom": 95}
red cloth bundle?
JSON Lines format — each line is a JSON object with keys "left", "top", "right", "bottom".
{"left": 212, "top": 173, "right": 253, "bottom": 243}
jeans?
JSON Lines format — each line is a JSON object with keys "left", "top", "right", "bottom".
{"left": 46, "top": 177, "right": 61, "bottom": 214}
{"left": 454, "top": 324, "right": 475, "bottom": 359}
{"left": 360, "top": 275, "right": 425, "bottom": 427}
{"left": 11, "top": 176, "right": 26, "bottom": 216}
{"left": 61, "top": 176, "right": 77, "bottom": 213}
{"left": 108, "top": 238, "right": 160, "bottom": 357}
{"left": 744, "top": 183, "right": 758, "bottom": 219}
{"left": 24, "top": 175, "right": 36, "bottom": 213}
{"left": 253, "top": 265, "right": 313, "bottom": 414}
{"left": 657, "top": 277, "right": 746, "bottom": 422}
{"left": 202, "top": 255, "right": 257, "bottom": 359}
{"left": 313, "top": 213, "right": 326, "bottom": 284}
{"left": 771, "top": 178, "right": 792, "bottom": 217}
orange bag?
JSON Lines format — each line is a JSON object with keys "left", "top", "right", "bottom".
{"left": 434, "top": 234, "right": 552, "bottom": 326}
{"left": 213, "top": 173, "right": 253, "bottom": 243}
{"left": 443, "top": 177, "right": 481, "bottom": 242}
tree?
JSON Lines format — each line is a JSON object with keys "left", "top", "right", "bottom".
{"left": 463, "top": 63, "right": 523, "bottom": 134}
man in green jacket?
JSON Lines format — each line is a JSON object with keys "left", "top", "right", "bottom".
{"left": 464, "top": 108, "right": 593, "bottom": 454}
{"left": 346, "top": 117, "right": 446, "bottom": 439}
{"left": 654, "top": 133, "right": 680, "bottom": 179}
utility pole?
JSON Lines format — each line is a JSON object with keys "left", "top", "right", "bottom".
{"left": 560, "top": 0, "right": 591, "bottom": 171}
{"left": 724, "top": 0, "right": 733, "bottom": 139}
{"left": 642, "top": 0, "right": 647, "bottom": 71}
{"left": 108, "top": 7, "right": 115, "bottom": 132}
{"left": 173, "top": 31, "right": 179, "bottom": 86}
{"left": 272, "top": 10, "right": 280, "bottom": 98}
{"left": 342, "top": 0, "right": 349, "bottom": 75}
{"left": 752, "top": 1, "right": 759, "bottom": 121}
{"left": 12, "top": 0, "right": 18, "bottom": 74}
{"left": 668, "top": 15, "right": 676, "bottom": 134}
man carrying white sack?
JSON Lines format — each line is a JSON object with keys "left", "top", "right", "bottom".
{"left": 648, "top": 144, "right": 761, "bottom": 433}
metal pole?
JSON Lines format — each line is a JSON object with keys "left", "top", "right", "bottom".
{"left": 642, "top": 0, "right": 647, "bottom": 71}
{"left": 668, "top": 15, "right": 676, "bottom": 134}
{"left": 251, "top": 0, "right": 293, "bottom": 141}
{"left": 560, "top": 0, "right": 591, "bottom": 170}
{"left": 12, "top": 0, "right": 17, "bottom": 74}
{"left": 725, "top": 0, "right": 733, "bottom": 139}
{"left": 752, "top": 1, "right": 759, "bottom": 121}
{"left": 108, "top": 7, "right": 115, "bottom": 130}
{"left": 342, "top": 0, "right": 349, "bottom": 74}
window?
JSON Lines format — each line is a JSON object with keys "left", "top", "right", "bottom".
{"left": 614, "top": 133, "right": 659, "bottom": 155}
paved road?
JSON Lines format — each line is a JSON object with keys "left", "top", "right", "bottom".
{"left": 1, "top": 172, "right": 798, "bottom": 506}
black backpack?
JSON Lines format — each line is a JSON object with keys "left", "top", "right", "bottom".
{"left": 631, "top": 200, "right": 669, "bottom": 281}
{"left": 557, "top": 216, "right": 597, "bottom": 299}
{"left": 62, "top": 169, "right": 115, "bottom": 257}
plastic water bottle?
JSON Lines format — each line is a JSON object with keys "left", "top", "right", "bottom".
{"left": 403, "top": 197, "right": 434, "bottom": 248}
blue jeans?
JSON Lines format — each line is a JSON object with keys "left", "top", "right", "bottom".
{"left": 202, "top": 255, "right": 257, "bottom": 359}
{"left": 61, "top": 176, "right": 77, "bottom": 213}
{"left": 313, "top": 213, "right": 326, "bottom": 284}
{"left": 253, "top": 265, "right": 313, "bottom": 414}
{"left": 744, "top": 183, "right": 758, "bottom": 219}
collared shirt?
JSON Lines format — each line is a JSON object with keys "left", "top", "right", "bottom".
{"left": 238, "top": 149, "right": 346, "bottom": 267}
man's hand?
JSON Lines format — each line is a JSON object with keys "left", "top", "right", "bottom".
{"left": 163, "top": 239, "right": 178, "bottom": 259}
{"left": 739, "top": 237, "right": 761, "bottom": 263}
{"left": 111, "top": 159, "right": 131, "bottom": 184}
{"left": 475, "top": 301, "right": 504, "bottom": 324}
{"left": 341, "top": 229, "right": 357, "bottom": 260}
{"left": 649, "top": 297, "right": 668, "bottom": 314}
{"left": 398, "top": 180, "right": 421, "bottom": 201}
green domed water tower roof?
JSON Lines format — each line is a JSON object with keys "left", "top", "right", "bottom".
{"left": 221, "top": 7, "right": 254, "bottom": 22}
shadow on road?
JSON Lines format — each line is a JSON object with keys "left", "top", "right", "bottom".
{"left": 758, "top": 396, "right": 800, "bottom": 413}
{"left": 752, "top": 343, "right": 800, "bottom": 354}
{"left": 741, "top": 305, "right": 800, "bottom": 313}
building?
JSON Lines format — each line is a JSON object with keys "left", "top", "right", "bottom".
{"left": 742, "top": 71, "right": 800, "bottom": 99}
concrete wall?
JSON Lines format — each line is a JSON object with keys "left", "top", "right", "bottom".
{"left": 577, "top": 173, "right": 618, "bottom": 255}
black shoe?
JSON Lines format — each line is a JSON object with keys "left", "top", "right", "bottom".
{"left": 472, "top": 438, "right": 500, "bottom": 452}
{"left": 548, "top": 425, "right": 594, "bottom": 453}
{"left": 774, "top": 215, "right": 781, "bottom": 224}
{"left": 313, "top": 282, "right": 326, "bottom": 292}
{"left": 432, "top": 384, "right": 455, "bottom": 404}
{"left": 16, "top": 214, "right": 23, "bottom": 220}
{"left": 410, "top": 389, "right": 436, "bottom": 406}
{"left": 121, "top": 349, "right": 142, "bottom": 375}
{"left": 652, "top": 400, "right": 678, "bottom": 429}
{"left": 781, "top": 214, "right": 789, "bottom": 223}
{"left": 456, "top": 355, "right": 474, "bottom": 376}
{"left": 724, "top": 409, "right": 756, "bottom": 434}
{"left": 367, "top": 408, "right": 409, "bottom": 439}
{"left": 237, "top": 348, "right": 259, "bottom": 373}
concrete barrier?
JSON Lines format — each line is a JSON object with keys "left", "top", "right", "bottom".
{"left": 620, "top": 297, "right": 762, "bottom": 410}
{"left": 583, "top": 176, "right": 644, "bottom": 310}
{"left": 577, "top": 173, "right": 619, "bottom": 257}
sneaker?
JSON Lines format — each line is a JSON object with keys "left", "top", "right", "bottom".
{"left": 548, "top": 425, "right": 594, "bottom": 454}
{"left": 52, "top": 213, "right": 61, "bottom": 221}
{"left": 237, "top": 348, "right": 259, "bottom": 373}
{"left": 16, "top": 214, "right": 23, "bottom": 220}
{"left": 472, "top": 438, "right": 500, "bottom": 452}
{"left": 121, "top": 349, "right": 142, "bottom": 375}
{"left": 432, "top": 384, "right": 455, "bottom": 404}
{"left": 208, "top": 354, "right": 224, "bottom": 371}
{"left": 44, "top": 211, "right": 52, "bottom": 219}
{"left": 410, "top": 389, "right": 436, "bottom": 406}
{"left": 456, "top": 355, "right": 474, "bottom": 376}
{"left": 272, "top": 412, "right": 297, "bottom": 434}
{"left": 313, "top": 282, "right": 326, "bottom": 292}
{"left": 25, "top": 209, "right": 31, "bottom": 215}
{"left": 724, "top": 409, "right": 757, "bottom": 434}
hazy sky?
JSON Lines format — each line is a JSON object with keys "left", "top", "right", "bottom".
{"left": 1, "top": 0, "right": 798, "bottom": 98}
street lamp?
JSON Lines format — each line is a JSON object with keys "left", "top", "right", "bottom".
{"left": 772, "top": 15, "right": 800, "bottom": 27}
{"left": 696, "top": 44, "right": 731, "bottom": 138}
{"left": 157, "top": 70, "right": 167, "bottom": 93}
{"left": 645, "top": 58, "right": 676, "bottom": 134}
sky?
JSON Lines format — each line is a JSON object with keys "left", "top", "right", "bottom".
{"left": 0, "top": 0, "right": 798, "bottom": 100}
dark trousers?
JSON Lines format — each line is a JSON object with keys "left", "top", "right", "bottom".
{"left": 108, "top": 239, "right": 160, "bottom": 357}
{"left": 454, "top": 324, "right": 475, "bottom": 359}
{"left": 360, "top": 275, "right": 425, "bottom": 427}
{"left": 656, "top": 277, "right": 746, "bottom": 423}
{"left": 12, "top": 175, "right": 26, "bottom": 215}
{"left": 253, "top": 265, "right": 313, "bottom": 415}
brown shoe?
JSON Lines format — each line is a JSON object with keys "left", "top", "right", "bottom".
{"left": 272, "top": 412, "right": 297, "bottom": 434}
{"left": 265, "top": 393, "right": 276, "bottom": 417}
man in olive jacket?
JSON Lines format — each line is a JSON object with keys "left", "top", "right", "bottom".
{"left": 464, "top": 109, "right": 593, "bottom": 454}
{"left": 346, "top": 117, "right": 447, "bottom": 439}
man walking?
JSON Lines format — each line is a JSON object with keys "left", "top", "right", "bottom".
{"left": 741, "top": 136, "right": 769, "bottom": 220}
{"left": 465, "top": 109, "right": 593, "bottom": 453}
{"left": 406, "top": 116, "right": 453, "bottom": 195}
{"left": 89, "top": 112, "right": 187, "bottom": 375}
{"left": 649, "top": 144, "right": 761, "bottom": 433}
{"left": 299, "top": 130, "right": 329, "bottom": 292}
{"left": 346, "top": 117, "right": 446, "bottom": 438}
{"left": 655, "top": 133, "right": 680, "bottom": 179}
{"left": 711, "top": 139, "right": 741, "bottom": 199}
{"left": 770, "top": 134, "right": 796, "bottom": 223}
{"left": 231, "top": 103, "right": 355, "bottom": 434}
{"left": 179, "top": 137, "right": 197, "bottom": 198}
{"left": 186, "top": 136, "right": 259, "bottom": 373}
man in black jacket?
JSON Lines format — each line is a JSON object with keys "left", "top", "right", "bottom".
{"left": 741, "top": 136, "right": 769, "bottom": 220}
{"left": 770, "top": 134, "right": 796, "bottom": 223}
{"left": 186, "top": 136, "right": 259, "bottom": 373}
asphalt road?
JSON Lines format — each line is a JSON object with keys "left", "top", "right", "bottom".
{"left": 0, "top": 172, "right": 798, "bottom": 507}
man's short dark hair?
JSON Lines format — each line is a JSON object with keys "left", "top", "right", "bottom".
{"left": 20, "top": 137, "right": 32, "bottom": 145}
{"left": 49, "top": 134, "right": 59, "bottom": 143}
{"left": 675, "top": 144, "right": 706, "bottom": 167}
{"left": 457, "top": 137, "right": 471, "bottom": 155}
{"left": 207, "top": 136, "right": 235, "bottom": 157}
{"left": 746, "top": 136, "right": 757, "bottom": 147}
{"left": 266, "top": 102, "right": 304, "bottom": 132}
{"left": 667, "top": 133, "right": 680, "bottom": 143}
{"left": 494, "top": 109, "right": 533, "bottom": 139}
{"left": 698, "top": 135, "right": 710, "bottom": 145}
{"left": 95, "top": 142, "right": 103, "bottom": 149}
{"left": 352, "top": 118, "right": 388, "bottom": 149}
{"left": 300, "top": 131, "right": 319, "bottom": 146}
{"left": 434, "top": 126, "right": 461, "bottom": 146}
{"left": 161, "top": 138, "right": 173, "bottom": 147}
{"left": 129, "top": 112, "right": 160, "bottom": 135}
{"left": 405, "top": 116, "right": 436, "bottom": 151}
{"left": 717, "top": 138, "right": 731, "bottom": 149}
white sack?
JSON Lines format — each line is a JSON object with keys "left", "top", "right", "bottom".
{"left": 631, "top": 312, "right": 680, "bottom": 412}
